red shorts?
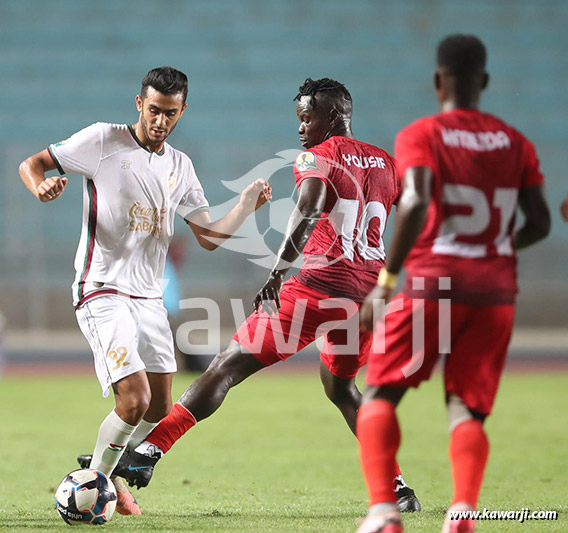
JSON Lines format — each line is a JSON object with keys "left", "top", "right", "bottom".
{"left": 233, "top": 277, "right": 371, "bottom": 379}
{"left": 366, "top": 293, "right": 515, "bottom": 416}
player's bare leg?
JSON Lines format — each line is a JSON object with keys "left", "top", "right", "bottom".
{"left": 77, "top": 373, "right": 173, "bottom": 464}
{"left": 176, "top": 340, "right": 265, "bottom": 421}
{"left": 320, "top": 368, "right": 420, "bottom": 513}
{"left": 320, "top": 362, "right": 361, "bottom": 434}
{"left": 88, "top": 371, "right": 151, "bottom": 514}
{"left": 79, "top": 373, "right": 175, "bottom": 512}
{"left": 113, "top": 371, "right": 174, "bottom": 457}
{"left": 107, "top": 341, "right": 266, "bottom": 488}
{"left": 90, "top": 371, "right": 151, "bottom": 474}
{"left": 143, "top": 372, "right": 174, "bottom": 422}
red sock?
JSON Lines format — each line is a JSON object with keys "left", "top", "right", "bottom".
{"left": 146, "top": 403, "right": 197, "bottom": 454}
{"left": 449, "top": 419, "right": 489, "bottom": 507}
{"left": 357, "top": 399, "right": 400, "bottom": 505}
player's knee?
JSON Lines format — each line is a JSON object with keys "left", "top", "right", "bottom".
{"left": 447, "top": 393, "right": 486, "bottom": 432}
{"left": 322, "top": 374, "right": 355, "bottom": 405}
{"left": 208, "top": 344, "right": 261, "bottom": 386}
{"left": 206, "top": 339, "right": 243, "bottom": 371}
{"left": 133, "top": 391, "right": 152, "bottom": 416}
{"left": 113, "top": 371, "right": 153, "bottom": 423}
{"left": 206, "top": 350, "right": 232, "bottom": 372}
{"left": 116, "top": 392, "right": 151, "bottom": 425}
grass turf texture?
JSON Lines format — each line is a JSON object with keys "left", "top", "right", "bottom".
{"left": 0, "top": 371, "right": 565, "bottom": 532}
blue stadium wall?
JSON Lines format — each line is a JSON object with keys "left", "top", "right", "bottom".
{"left": 0, "top": 0, "right": 566, "bottom": 328}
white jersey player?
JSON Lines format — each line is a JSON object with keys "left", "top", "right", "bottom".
{"left": 49, "top": 121, "right": 211, "bottom": 309}
{"left": 19, "top": 66, "right": 271, "bottom": 515}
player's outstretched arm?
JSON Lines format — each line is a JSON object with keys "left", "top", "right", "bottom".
{"left": 514, "top": 184, "right": 551, "bottom": 250}
{"left": 253, "top": 177, "right": 326, "bottom": 314}
{"left": 187, "top": 178, "right": 271, "bottom": 250}
{"left": 19, "top": 149, "right": 68, "bottom": 202}
{"left": 360, "top": 166, "right": 432, "bottom": 331}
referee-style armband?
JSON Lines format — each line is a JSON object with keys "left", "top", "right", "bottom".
{"left": 377, "top": 268, "right": 398, "bottom": 289}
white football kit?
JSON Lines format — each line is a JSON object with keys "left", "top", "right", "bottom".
{"left": 50, "top": 122, "right": 209, "bottom": 396}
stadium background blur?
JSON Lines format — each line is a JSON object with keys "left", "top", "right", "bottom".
{"left": 0, "top": 0, "right": 566, "bottom": 365}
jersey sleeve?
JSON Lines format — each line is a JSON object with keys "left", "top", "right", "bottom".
{"left": 394, "top": 120, "right": 435, "bottom": 179}
{"left": 48, "top": 123, "right": 103, "bottom": 178}
{"left": 176, "top": 160, "right": 210, "bottom": 220}
{"left": 520, "top": 136, "right": 544, "bottom": 187}
{"left": 385, "top": 155, "right": 402, "bottom": 204}
{"left": 293, "top": 146, "right": 331, "bottom": 188}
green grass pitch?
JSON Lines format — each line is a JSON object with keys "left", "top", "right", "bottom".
{"left": 0, "top": 370, "right": 566, "bottom": 532}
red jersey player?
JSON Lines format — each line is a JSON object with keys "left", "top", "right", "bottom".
{"left": 79, "top": 78, "right": 421, "bottom": 512}
{"left": 356, "top": 35, "right": 550, "bottom": 533}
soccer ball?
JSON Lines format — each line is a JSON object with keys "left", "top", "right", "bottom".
{"left": 55, "top": 468, "right": 117, "bottom": 525}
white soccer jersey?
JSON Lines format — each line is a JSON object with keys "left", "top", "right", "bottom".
{"left": 49, "top": 122, "right": 209, "bottom": 307}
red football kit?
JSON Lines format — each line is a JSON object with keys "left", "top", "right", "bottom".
{"left": 366, "top": 109, "right": 544, "bottom": 414}
{"left": 234, "top": 136, "right": 400, "bottom": 377}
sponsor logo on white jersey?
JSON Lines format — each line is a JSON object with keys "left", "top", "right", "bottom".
{"left": 128, "top": 201, "right": 166, "bottom": 238}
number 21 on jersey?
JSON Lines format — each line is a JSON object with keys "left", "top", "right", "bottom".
{"left": 433, "top": 184, "right": 517, "bottom": 258}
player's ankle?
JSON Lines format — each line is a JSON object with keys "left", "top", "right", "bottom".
{"left": 134, "top": 441, "right": 164, "bottom": 459}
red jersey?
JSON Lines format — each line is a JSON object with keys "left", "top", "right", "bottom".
{"left": 293, "top": 136, "right": 400, "bottom": 302}
{"left": 395, "top": 109, "right": 544, "bottom": 304}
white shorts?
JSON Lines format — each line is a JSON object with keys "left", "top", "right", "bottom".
{"left": 76, "top": 295, "right": 177, "bottom": 397}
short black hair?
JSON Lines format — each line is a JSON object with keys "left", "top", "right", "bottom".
{"left": 437, "top": 34, "right": 487, "bottom": 77}
{"left": 141, "top": 66, "right": 188, "bottom": 104}
{"left": 294, "top": 77, "right": 352, "bottom": 114}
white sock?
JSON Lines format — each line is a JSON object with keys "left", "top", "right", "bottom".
{"left": 128, "top": 419, "right": 160, "bottom": 449}
{"left": 89, "top": 409, "right": 137, "bottom": 476}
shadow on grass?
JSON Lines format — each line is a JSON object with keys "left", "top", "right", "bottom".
{"left": 0, "top": 518, "right": 71, "bottom": 530}
{"left": 0, "top": 508, "right": 451, "bottom": 532}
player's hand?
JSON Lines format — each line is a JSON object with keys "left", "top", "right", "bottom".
{"left": 253, "top": 272, "right": 283, "bottom": 316}
{"left": 561, "top": 195, "right": 568, "bottom": 223}
{"left": 255, "top": 181, "right": 272, "bottom": 211}
{"left": 360, "top": 285, "right": 393, "bottom": 332}
{"left": 37, "top": 176, "right": 68, "bottom": 202}
{"left": 240, "top": 179, "right": 272, "bottom": 214}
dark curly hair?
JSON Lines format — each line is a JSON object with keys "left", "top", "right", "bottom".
{"left": 294, "top": 77, "right": 352, "bottom": 115}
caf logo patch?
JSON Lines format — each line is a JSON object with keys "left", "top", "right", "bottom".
{"left": 295, "top": 151, "right": 318, "bottom": 172}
